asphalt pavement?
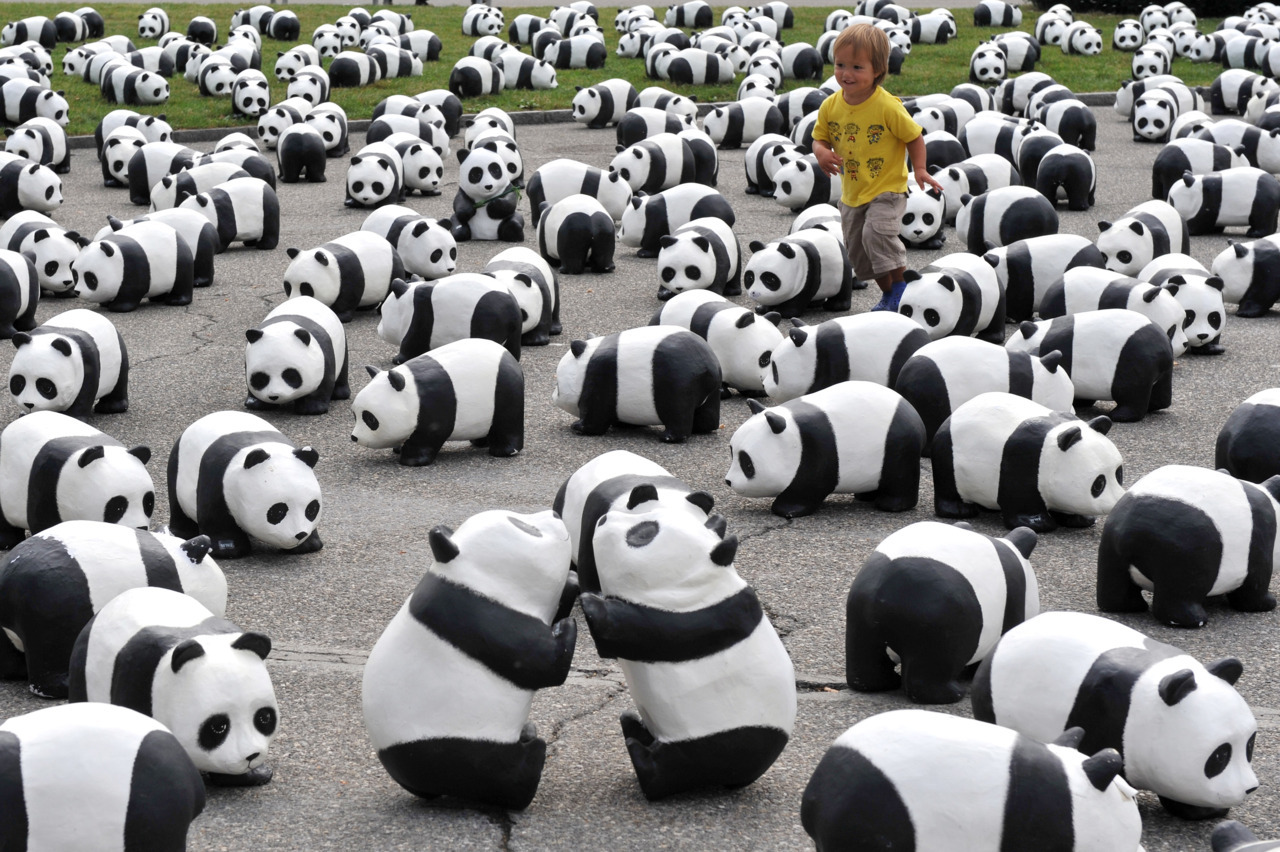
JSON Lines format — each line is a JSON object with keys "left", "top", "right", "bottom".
{"left": 1, "top": 100, "right": 1279, "bottom": 851}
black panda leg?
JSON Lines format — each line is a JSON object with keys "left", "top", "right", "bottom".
{"left": 497, "top": 213, "right": 525, "bottom": 243}
{"left": 377, "top": 732, "right": 546, "bottom": 810}
{"left": 1228, "top": 534, "right": 1277, "bottom": 612}
{"left": 930, "top": 427, "right": 978, "bottom": 519}
{"left": 291, "top": 391, "right": 331, "bottom": 416}
{"left": 622, "top": 713, "right": 787, "bottom": 800}
{"left": 1158, "top": 796, "right": 1230, "bottom": 820}
{"left": 976, "top": 287, "right": 1008, "bottom": 344}
{"left": 0, "top": 629, "right": 26, "bottom": 680}
{"left": 398, "top": 431, "right": 446, "bottom": 466}
{"left": 485, "top": 368, "right": 524, "bottom": 457}
{"left": 256, "top": 195, "right": 281, "bottom": 250}
{"left": 590, "top": 231, "right": 615, "bottom": 273}
{"left": 208, "top": 530, "right": 255, "bottom": 559}
{"left": 899, "top": 655, "right": 967, "bottom": 704}
{"left": 332, "top": 346, "right": 351, "bottom": 400}
{"left": 1148, "top": 367, "right": 1173, "bottom": 412}
{"left": 690, "top": 389, "right": 720, "bottom": 435}
{"left": 0, "top": 517, "right": 25, "bottom": 550}
{"left": 95, "top": 347, "right": 131, "bottom": 414}
{"left": 844, "top": 617, "right": 901, "bottom": 693}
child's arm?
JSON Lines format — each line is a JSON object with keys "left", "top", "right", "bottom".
{"left": 813, "top": 139, "right": 843, "bottom": 178}
{"left": 905, "top": 134, "right": 944, "bottom": 193}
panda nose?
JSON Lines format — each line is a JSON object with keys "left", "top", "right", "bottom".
{"left": 269, "top": 395, "right": 278, "bottom": 401}
{"left": 295, "top": 532, "right": 308, "bottom": 541}
{"left": 23, "top": 403, "right": 32, "bottom": 409}
{"left": 724, "top": 479, "right": 732, "bottom": 486}
{"left": 1248, "top": 786, "right": 1260, "bottom": 795}
{"left": 350, "top": 434, "right": 358, "bottom": 442}
{"left": 246, "top": 752, "right": 260, "bottom": 763}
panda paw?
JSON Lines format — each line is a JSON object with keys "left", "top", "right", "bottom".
{"left": 244, "top": 395, "right": 271, "bottom": 411}
{"left": 1228, "top": 589, "right": 1277, "bottom": 613}
{"left": 935, "top": 498, "right": 979, "bottom": 519}
{"left": 1188, "top": 343, "right": 1226, "bottom": 355}
{"left": 1156, "top": 796, "right": 1229, "bottom": 820}
{"left": 1047, "top": 510, "right": 1095, "bottom": 529}
{"left": 206, "top": 764, "right": 274, "bottom": 787}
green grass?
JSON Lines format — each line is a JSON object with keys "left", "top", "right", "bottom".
{"left": 0, "top": 3, "right": 1228, "bottom": 136}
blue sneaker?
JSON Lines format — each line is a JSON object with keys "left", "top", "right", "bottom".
{"left": 869, "top": 292, "right": 893, "bottom": 312}
{"left": 885, "top": 280, "right": 908, "bottom": 312}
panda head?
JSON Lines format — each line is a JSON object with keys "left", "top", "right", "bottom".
{"left": 350, "top": 364, "right": 420, "bottom": 449}
{"left": 1140, "top": 6, "right": 1170, "bottom": 32}
{"left": 743, "top": 237, "right": 807, "bottom": 305}
{"left": 401, "top": 142, "right": 444, "bottom": 194}
{"left": 969, "top": 46, "right": 1007, "bottom": 84}
{"left": 531, "top": 58, "right": 557, "bottom": 89}
{"left": 202, "top": 63, "right": 238, "bottom": 95}
{"left": 1170, "top": 276, "right": 1226, "bottom": 347}
{"left": 1039, "top": 416, "right": 1124, "bottom": 516}
{"left": 234, "top": 78, "right": 270, "bottom": 116}
{"left": 897, "top": 270, "right": 962, "bottom": 338}
{"left": 140, "top": 114, "right": 173, "bottom": 144}
{"left": 59, "top": 443, "right": 155, "bottom": 528}
{"left": 244, "top": 320, "right": 325, "bottom": 406}
{"left": 334, "top": 16, "right": 361, "bottom": 46}
{"left": 304, "top": 111, "right": 344, "bottom": 150}
{"left": 135, "top": 72, "right": 169, "bottom": 105}
{"left": 376, "top": 278, "right": 426, "bottom": 345}
{"left": 571, "top": 85, "right": 603, "bottom": 122}
{"left": 428, "top": 509, "right": 571, "bottom": 620}
{"left": 275, "top": 50, "right": 304, "bottom": 81}
{"left": 1096, "top": 217, "right": 1154, "bottom": 276}
{"left": 1132, "top": 95, "right": 1175, "bottom": 141}
{"left": 457, "top": 146, "right": 511, "bottom": 203}
{"left": 463, "top": 115, "right": 510, "bottom": 150}
{"left": 591, "top": 506, "right": 743, "bottom": 609}
{"left": 1131, "top": 48, "right": 1165, "bottom": 79}
{"left": 1071, "top": 25, "right": 1103, "bottom": 54}
{"left": 346, "top": 153, "right": 399, "bottom": 207}
{"left": 1114, "top": 19, "right": 1144, "bottom": 50}
{"left": 1164, "top": 173, "right": 1205, "bottom": 233}
{"left": 1138, "top": 282, "right": 1191, "bottom": 357}
{"left": 137, "top": 10, "right": 167, "bottom": 39}
{"left": 287, "top": 73, "right": 324, "bottom": 105}
{"left": 1126, "top": 659, "right": 1258, "bottom": 810}
{"left": 492, "top": 270, "right": 541, "bottom": 334}
{"left": 9, "top": 332, "right": 85, "bottom": 413}
{"left": 759, "top": 321, "right": 816, "bottom": 402}
{"left": 726, "top": 399, "right": 801, "bottom": 498}
{"left": 900, "top": 187, "right": 945, "bottom": 246}
{"left": 225, "top": 441, "right": 321, "bottom": 549}
{"left": 1037, "top": 15, "right": 1068, "bottom": 45}
{"left": 104, "top": 130, "right": 147, "bottom": 183}
{"left": 282, "top": 246, "right": 341, "bottom": 303}
{"left": 157, "top": 631, "right": 279, "bottom": 777}
{"left": 552, "top": 337, "right": 604, "bottom": 415}
{"left": 656, "top": 230, "right": 722, "bottom": 295}
{"left": 313, "top": 29, "right": 342, "bottom": 59}
{"left": 4, "top": 128, "right": 45, "bottom": 163}
{"left": 478, "top": 138, "right": 522, "bottom": 184}
{"left": 20, "top": 227, "right": 84, "bottom": 293}
{"left": 773, "top": 159, "right": 821, "bottom": 210}
{"left": 35, "top": 91, "right": 68, "bottom": 128}
{"left": 409, "top": 220, "right": 457, "bottom": 280}
{"left": 71, "top": 238, "right": 125, "bottom": 302}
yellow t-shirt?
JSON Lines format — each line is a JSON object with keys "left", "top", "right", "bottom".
{"left": 811, "top": 86, "right": 922, "bottom": 208}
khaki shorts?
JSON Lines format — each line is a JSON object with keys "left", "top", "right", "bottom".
{"left": 840, "top": 193, "right": 908, "bottom": 282}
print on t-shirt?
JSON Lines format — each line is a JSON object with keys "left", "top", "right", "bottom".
{"left": 867, "top": 124, "right": 884, "bottom": 144}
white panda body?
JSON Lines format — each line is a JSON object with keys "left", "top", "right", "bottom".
{"left": 527, "top": 158, "right": 632, "bottom": 225}
{"left": 282, "top": 231, "right": 403, "bottom": 322}
{"left": 1096, "top": 199, "right": 1189, "bottom": 275}
{"left": 5, "top": 117, "right": 70, "bottom": 174}
{"left": 571, "top": 78, "right": 637, "bottom": 127}
{"left": 955, "top": 185, "right": 1060, "bottom": 254}
{"left": 179, "top": 176, "right": 280, "bottom": 251}
{"left": 9, "top": 308, "right": 127, "bottom": 417}
{"left": 654, "top": 216, "right": 740, "bottom": 298}
{"left": 1039, "top": 267, "right": 1190, "bottom": 356}
{"left": 743, "top": 227, "right": 851, "bottom": 317}
{"left": 0, "top": 210, "right": 83, "bottom": 293}
{"left": 898, "top": 253, "right": 1005, "bottom": 343}
{"left": 345, "top": 140, "right": 405, "bottom": 209}
{"left": 1167, "top": 167, "right": 1280, "bottom": 239}
{"left": 0, "top": 151, "right": 62, "bottom": 216}
{"left": 484, "top": 246, "right": 559, "bottom": 343}
{"left": 72, "top": 220, "right": 193, "bottom": 311}
{"left": 618, "top": 183, "right": 736, "bottom": 257}
{"left": 149, "top": 162, "right": 248, "bottom": 211}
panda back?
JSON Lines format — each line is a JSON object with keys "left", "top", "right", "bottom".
{"left": 172, "top": 411, "right": 286, "bottom": 517}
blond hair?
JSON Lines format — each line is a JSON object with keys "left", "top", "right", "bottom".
{"left": 833, "top": 23, "right": 890, "bottom": 88}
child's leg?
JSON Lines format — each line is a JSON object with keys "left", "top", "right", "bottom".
{"left": 864, "top": 193, "right": 911, "bottom": 306}
{"left": 840, "top": 201, "right": 878, "bottom": 301}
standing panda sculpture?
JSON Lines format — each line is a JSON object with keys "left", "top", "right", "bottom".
{"left": 650, "top": 290, "right": 781, "bottom": 397}
{"left": 618, "top": 184, "right": 735, "bottom": 258}
{"left": 552, "top": 326, "right": 721, "bottom": 443}
{"left": 1166, "top": 167, "right": 1280, "bottom": 239}
{"left": 571, "top": 78, "right": 638, "bottom": 128}
{"left": 536, "top": 194, "right": 616, "bottom": 275}
{"left": 378, "top": 275, "right": 523, "bottom": 364}
{"left": 846, "top": 521, "right": 1038, "bottom": 704}
{"left": 0, "top": 703, "right": 206, "bottom": 850}
{"left": 352, "top": 339, "right": 524, "bottom": 466}
{"left": 363, "top": 205, "right": 457, "bottom": 282}
{"left": 801, "top": 710, "right": 1142, "bottom": 851}
{"left": 362, "top": 509, "right": 576, "bottom": 809}
{"left": 68, "top": 587, "right": 279, "bottom": 787}
{"left": 166, "top": 410, "right": 322, "bottom": 559}
{"left": 0, "top": 520, "right": 225, "bottom": 699}
{"left": 484, "top": 246, "right": 559, "bottom": 345}
{"left": 1096, "top": 199, "right": 1189, "bottom": 276}
{"left": 1097, "top": 465, "right": 1280, "bottom": 628}
{"left": 727, "top": 381, "right": 926, "bottom": 518}
{"left": 897, "top": 255, "right": 1006, "bottom": 344}
{"left": 1217, "top": 389, "right": 1280, "bottom": 483}
{"left": 654, "top": 217, "right": 741, "bottom": 299}
{"left": 743, "top": 228, "right": 853, "bottom": 318}
{"left": 932, "top": 392, "right": 1125, "bottom": 532}
{"left": 973, "top": 611, "right": 1260, "bottom": 819}
{"left": 281, "top": 231, "right": 404, "bottom": 323}
{"left": 581, "top": 506, "right": 796, "bottom": 800}
{"left": 0, "top": 410, "right": 154, "bottom": 549}
{"left": 955, "top": 186, "right": 1060, "bottom": 254}
{"left": 8, "top": 308, "right": 128, "bottom": 418}
{"left": 0, "top": 210, "right": 85, "bottom": 295}
{"left": 179, "top": 176, "right": 280, "bottom": 250}
{"left": 984, "top": 233, "right": 1107, "bottom": 322}
{"left": 244, "top": 296, "right": 348, "bottom": 415}
{"left": 1211, "top": 235, "right": 1280, "bottom": 317}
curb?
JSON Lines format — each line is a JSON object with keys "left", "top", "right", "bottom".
{"left": 67, "top": 91, "right": 1119, "bottom": 149}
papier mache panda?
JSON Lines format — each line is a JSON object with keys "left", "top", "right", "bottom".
{"left": 9, "top": 307, "right": 128, "bottom": 418}
{"left": 244, "top": 296, "right": 349, "bottom": 415}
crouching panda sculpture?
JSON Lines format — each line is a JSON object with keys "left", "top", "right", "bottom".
{"left": 8, "top": 308, "right": 128, "bottom": 418}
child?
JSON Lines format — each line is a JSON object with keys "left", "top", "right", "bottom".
{"left": 812, "top": 23, "right": 943, "bottom": 312}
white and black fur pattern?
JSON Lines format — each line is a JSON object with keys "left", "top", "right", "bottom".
{"left": 244, "top": 296, "right": 348, "bottom": 415}
{"left": 765, "top": 312, "right": 923, "bottom": 409}
{"left": 274, "top": 44, "right": 318, "bottom": 81}
{"left": 654, "top": 216, "right": 740, "bottom": 300}
{"left": 449, "top": 56, "right": 503, "bottom": 99}
{"left": 361, "top": 509, "right": 571, "bottom": 809}
{"left": 726, "top": 382, "right": 926, "bottom": 517}
{"left": 0, "top": 703, "right": 206, "bottom": 848}
{"left": 771, "top": 155, "right": 839, "bottom": 213}
{"left": 484, "top": 245, "right": 559, "bottom": 344}
{"left": 462, "top": 5, "right": 504, "bottom": 37}
{"left": 974, "top": 611, "right": 1260, "bottom": 818}
{"left": 362, "top": 204, "right": 456, "bottom": 281}
{"left": 1037, "top": 98, "right": 1097, "bottom": 150}
{"left": 899, "top": 186, "right": 946, "bottom": 249}
{"left": 1096, "top": 199, "right": 1189, "bottom": 276}
{"left": 1193, "top": 120, "right": 1280, "bottom": 173}
{"left": 983, "top": 233, "right": 1107, "bottom": 321}
{"left": 1217, "top": 389, "right": 1280, "bottom": 483}
{"left": 743, "top": 133, "right": 794, "bottom": 197}
{"left": 124, "top": 140, "right": 197, "bottom": 206}
{"left": 66, "top": 587, "right": 277, "bottom": 785}
{"left": 0, "top": 152, "right": 61, "bottom": 218}
{"left": 276, "top": 123, "right": 327, "bottom": 184}
{"left": 663, "top": 47, "right": 734, "bottom": 85}
{"left": 2, "top": 17, "right": 58, "bottom": 50}
{"left": 993, "top": 31, "right": 1041, "bottom": 70}
{"left": 329, "top": 51, "right": 382, "bottom": 88}
{"left": 345, "top": 141, "right": 405, "bottom": 209}
{"left": 1006, "top": 310, "right": 1175, "bottom": 422}
{"left": 802, "top": 710, "right": 1140, "bottom": 851}
{"left": 8, "top": 307, "right": 127, "bottom": 418}
{"left": 166, "top": 410, "right": 321, "bottom": 558}
{"left": 618, "top": 184, "right": 735, "bottom": 258}
{"left": 911, "top": 12, "right": 956, "bottom": 43}
{"left": 847, "top": 520, "right": 1038, "bottom": 703}
{"left": 1132, "top": 88, "right": 1179, "bottom": 142}
{"left": 0, "top": 410, "right": 154, "bottom": 550}
{"left": 377, "top": 275, "right": 522, "bottom": 364}
{"left": 898, "top": 254, "right": 1006, "bottom": 344}
{"left": 367, "top": 45, "right": 422, "bottom": 80}
{"left": 1213, "top": 821, "right": 1280, "bottom": 851}
{"left": 497, "top": 50, "right": 557, "bottom": 91}
{"left": 615, "top": 108, "right": 690, "bottom": 149}
{"left": 71, "top": 221, "right": 193, "bottom": 312}
{"left": 1210, "top": 69, "right": 1275, "bottom": 115}
{"left": 178, "top": 177, "right": 279, "bottom": 251}
{"left": 452, "top": 144, "right": 524, "bottom": 242}
{"left": 1166, "top": 167, "right": 1280, "bottom": 239}
{"left": 4, "top": 117, "right": 69, "bottom": 173}
{"left": 744, "top": 227, "right": 852, "bottom": 318}
{"left": 285, "top": 66, "right": 327, "bottom": 105}
{"left": 665, "top": 1, "right": 713, "bottom": 28}
{"left": 973, "top": 0, "right": 1022, "bottom": 26}
{"left": 1039, "top": 267, "right": 1190, "bottom": 356}
{"left": 149, "top": 162, "right": 249, "bottom": 211}
{"left": 526, "top": 158, "right": 633, "bottom": 226}
{"left": 1097, "top": 466, "right": 1280, "bottom": 632}
{"left": 1152, "top": 140, "right": 1250, "bottom": 200}
{"left": 543, "top": 35, "right": 607, "bottom": 69}
{"left": 0, "top": 249, "right": 37, "bottom": 339}
{"left": 1035, "top": 143, "right": 1096, "bottom": 211}
{"left": 930, "top": 153, "right": 1022, "bottom": 224}
{"left": 536, "top": 194, "right": 616, "bottom": 275}
{"left": 0, "top": 210, "right": 86, "bottom": 294}
{"left": 703, "top": 100, "right": 786, "bottom": 149}
{"left": 970, "top": 44, "right": 1008, "bottom": 85}
{"left": 282, "top": 231, "right": 403, "bottom": 323}
{"left": 101, "top": 65, "right": 169, "bottom": 107}
{"left": 651, "top": 290, "right": 779, "bottom": 395}
{"left": 98, "top": 209, "right": 219, "bottom": 289}
{"left": 956, "top": 186, "right": 1060, "bottom": 254}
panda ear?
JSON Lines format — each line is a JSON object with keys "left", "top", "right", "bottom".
{"left": 1161, "top": 281, "right": 1179, "bottom": 297}
{"left": 937, "top": 275, "right": 956, "bottom": 292}
{"left": 1141, "top": 286, "right": 1162, "bottom": 303}
{"left": 315, "top": 251, "right": 328, "bottom": 266}
{"left": 1005, "top": 526, "right": 1038, "bottom": 559}
{"left": 170, "top": 639, "right": 206, "bottom": 673}
{"left": 1205, "top": 275, "right": 1226, "bottom": 291}
{"left": 1127, "top": 221, "right": 1145, "bottom": 236}
{"left": 231, "top": 632, "right": 272, "bottom": 660}
{"left": 659, "top": 235, "right": 678, "bottom": 249}
{"left": 180, "top": 535, "right": 212, "bottom": 564}
{"left": 570, "top": 339, "right": 587, "bottom": 358}
{"left": 245, "top": 328, "right": 264, "bottom": 343}
{"left": 78, "top": 446, "right": 107, "bottom": 467}
{"left": 100, "top": 241, "right": 115, "bottom": 258}
{"left": 244, "top": 448, "right": 270, "bottom": 468}
{"left": 1180, "top": 171, "right": 1195, "bottom": 187}
{"left": 1055, "top": 425, "right": 1083, "bottom": 452}
{"left": 789, "top": 327, "right": 808, "bottom": 346}
{"left": 1158, "top": 669, "right": 1198, "bottom": 706}
{"left": 293, "top": 446, "right": 319, "bottom": 468}
{"left": 293, "top": 328, "right": 312, "bottom": 346}
{"left": 763, "top": 311, "right": 782, "bottom": 327}
{"left": 746, "top": 398, "right": 767, "bottom": 415}
{"left": 748, "top": 240, "right": 766, "bottom": 252}
{"left": 777, "top": 243, "right": 795, "bottom": 259}
{"left": 50, "top": 337, "right": 72, "bottom": 357}
{"left": 1039, "top": 350, "right": 1063, "bottom": 373}
{"left": 11, "top": 332, "right": 30, "bottom": 348}
{"left": 1206, "top": 657, "right": 1244, "bottom": 686}
{"left": 389, "top": 278, "right": 410, "bottom": 297}
{"left": 1081, "top": 749, "right": 1124, "bottom": 792}
{"left": 704, "top": 512, "right": 728, "bottom": 538}
{"left": 455, "top": 148, "right": 468, "bottom": 164}
{"left": 626, "top": 483, "right": 659, "bottom": 509}
{"left": 1086, "top": 416, "right": 1112, "bottom": 435}
{"left": 1017, "top": 321, "right": 1038, "bottom": 340}
{"left": 709, "top": 534, "right": 738, "bottom": 567}
{"left": 429, "top": 524, "right": 460, "bottom": 562}
{"left": 1232, "top": 242, "right": 1248, "bottom": 259}
{"left": 286, "top": 247, "right": 300, "bottom": 259}
{"left": 903, "top": 269, "right": 922, "bottom": 282}
{"left": 386, "top": 369, "right": 406, "bottom": 392}
{"left": 764, "top": 411, "right": 786, "bottom": 434}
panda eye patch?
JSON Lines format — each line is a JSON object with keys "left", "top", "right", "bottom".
{"left": 685, "top": 266, "right": 701, "bottom": 280}
{"left": 923, "top": 213, "right": 935, "bottom": 225}
{"left": 104, "top": 495, "right": 128, "bottom": 524}
{"left": 1091, "top": 474, "right": 1106, "bottom": 498}
{"left": 1209, "top": 312, "right": 1221, "bottom": 329}
{"left": 255, "top": 706, "right": 278, "bottom": 736}
{"left": 36, "top": 378, "right": 57, "bottom": 400}
{"left": 759, "top": 352, "right": 771, "bottom": 369}
{"left": 371, "top": 182, "right": 384, "bottom": 195}
{"left": 267, "top": 503, "right": 288, "bottom": 525}
{"left": 738, "top": 450, "right": 756, "bottom": 478}
{"left": 1115, "top": 466, "right": 1123, "bottom": 486}
{"left": 362, "top": 410, "right": 379, "bottom": 430}
{"left": 923, "top": 308, "right": 940, "bottom": 327}
{"left": 1247, "top": 732, "right": 1256, "bottom": 761}
{"left": 306, "top": 500, "right": 320, "bottom": 521}
{"left": 430, "top": 249, "right": 442, "bottom": 263}
{"left": 250, "top": 372, "right": 269, "bottom": 390}
{"left": 1117, "top": 251, "right": 1132, "bottom": 264}
{"left": 9, "top": 376, "right": 24, "bottom": 395}
{"left": 44, "top": 261, "right": 57, "bottom": 276}
{"left": 199, "top": 714, "right": 231, "bottom": 750}
{"left": 1205, "top": 743, "right": 1232, "bottom": 778}
{"left": 1183, "top": 311, "right": 1194, "bottom": 329}
{"left": 143, "top": 492, "right": 154, "bottom": 516}
{"left": 282, "top": 369, "right": 303, "bottom": 388}
{"left": 661, "top": 267, "right": 675, "bottom": 283}
{"left": 449, "top": 248, "right": 457, "bottom": 260}
{"left": 903, "top": 212, "right": 915, "bottom": 225}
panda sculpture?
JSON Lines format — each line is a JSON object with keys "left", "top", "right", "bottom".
{"left": 329, "top": 51, "right": 383, "bottom": 88}
{"left": 282, "top": 231, "right": 403, "bottom": 323}
{"left": 1097, "top": 199, "right": 1190, "bottom": 276}
{"left": 0, "top": 82, "right": 68, "bottom": 131}
{"left": 973, "top": 0, "right": 1022, "bottom": 26}
{"left": 99, "top": 127, "right": 147, "bottom": 189}
{"left": 619, "top": 184, "right": 735, "bottom": 258}
{"left": 1035, "top": 144, "right": 1096, "bottom": 211}
{"left": 726, "top": 382, "right": 925, "bottom": 518}
{"left": 0, "top": 520, "right": 224, "bottom": 700}
{"left": 1133, "top": 88, "right": 1180, "bottom": 143}
{"left": 899, "top": 186, "right": 946, "bottom": 249}
{"left": 974, "top": 611, "right": 1259, "bottom": 819}
{"left": 744, "top": 227, "right": 853, "bottom": 318}
{"left": 528, "top": 159, "right": 633, "bottom": 226}
{"left": 771, "top": 156, "right": 839, "bottom": 213}
{"left": 98, "top": 209, "right": 219, "bottom": 291}
{"left": 378, "top": 275, "right": 522, "bottom": 364}
{"left": 763, "top": 312, "right": 928, "bottom": 403}
{"left": 68, "top": 587, "right": 278, "bottom": 786}
{"left": 553, "top": 326, "right": 720, "bottom": 443}
{"left": 167, "top": 410, "right": 322, "bottom": 559}
{"left": 0, "top": 703, "right": 206, "bottom": 849}
{"left": 702, "top": 100, "right": 786, "bottom": 149}
{"left": 179, "top": 177, "right": 280, "bottom": 250}
{"left": 1217, "top": 389, "right": 1280, "bottom": 483}
{"left": 894, "top": 337, "right": 1073, "bottom": 450}
{"left": 0, "top": 410, "right": 153, "bottom": 549}
{"left": 484, "top": 247, "right": 559, "bottom": 345}
{"left": 363, "top": 205, "right": 456, "bottom": 281}
{"left": 9, "top": 308, "right": 127, "bottom": 418}
{"left": 581, "top": 506, "right": 795, "bottom": 800}
{"left": 930, "top": 153, "right": 1021, "bottom": 225}
{"left": 1139, "top": 261, "right": 1227, "bottom": 355}
{"left": 149, "top": 162, "right": 250, "bottom": 211}
{"left": 802, "top": 710, "right": 1142, "bottom": 851}
{"left": 651, "top": 291, "right": 780, "bottom": 397}
{"left": 305, "top": 103, "right": 350, "bottom": 158}
{"left": 654, "top": 215, "right": 742, "bottom": 302}
{"left": 1167, "top": 168, "right": 1280, "bottom": 239}
{"left": 0, "top": 249, "right": 37, "bottom": 340}
{"left": 897, "top": 254, "right": 1007, "bottom": 344}
{"left": 344, "top": 141, "right": 405, "bottom": 209}
{"left": 956, "top": 186, "right": 1059, "bottom": 254}
{"left": 0, "top": 210, "right": 84, "bottom": 295}
{"left": 847, "top": 521, "right": 1038, "bottom": 703}
{"left": 1006, "top": 310, "right": 1175, "bottom": 422}
{"left": 5, "top": 117, "right": 70, "bottom": 174}
{"left": 1097, "top": 465, "right": 1280, "bottom": 628}
{"left": 969, "top": 44, "right": 1008, "bottom": 85}
{"left": 932, "top": 392, "right": 1124, "bottom": 532}
{"left": 449, "top": 56, "right": 504, "bottom": 99}
{"left": 1215, "top": 822, "right": 1280, "bottom": 851}
{"left": 362, "top": 509, "right": 575, "bottom": 809}
{"left": 453, "top": 144, "right": 524, "bottom": 242}
{"left": 1212, "top": 235, "right": 1280, "bottom": 317}
{"left": 0, "top": 152, "right": 62, "bottom": 218}
{"left": 71, "top": 220, "right": 194, "bottom": 312}
{"left": 1038, "top": 269, "right": 1190, "bottom": 357}
{"left": 244, "top": 296, "right": 348, "bottom": 416}
{"left": 352, "top": 339, "right": 523, "bottom": 466}
{"left": 536, "top": 194, "right": 615, "bottom": 275}
{"left": 1152, "top": 140, "right": 1249, "bottom": 201}
{"left": 275, "top": 123, "right": 327, "bottom": 183}
{"left": 610, "top": 135, "right": 699, "bottom": 195}
{"left": 983, "top": 234, "right": 1107, "bottom": 321}
{"left": 571, "top": 79, "right": 638, "bottom": 128}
